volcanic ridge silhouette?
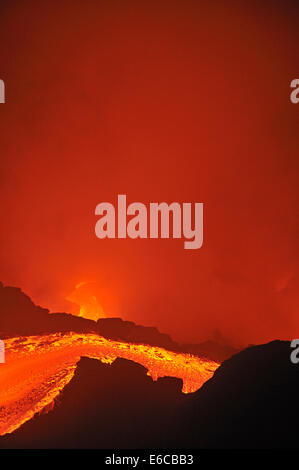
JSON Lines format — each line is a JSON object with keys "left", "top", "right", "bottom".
{"left": 0, "top": 282, "right": 297, "bottom": 449}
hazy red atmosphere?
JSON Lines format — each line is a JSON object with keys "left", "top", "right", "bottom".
{"left": 0, "top": 0, "right": 298, "bottom": 346}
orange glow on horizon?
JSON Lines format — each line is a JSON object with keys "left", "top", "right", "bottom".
{"left": 65, "top": 282, "right": 105, "bottom": 321}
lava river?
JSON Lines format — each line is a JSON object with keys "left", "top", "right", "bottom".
{"left": 0, "top": 333, "right": 219, "bottom": 436}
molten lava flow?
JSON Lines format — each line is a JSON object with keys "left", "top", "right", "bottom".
{"left": 65, "top": 282, "right": 105, "bottom": 321}
{"left": 0, "top": 333, "right": 219, "bottom": 437}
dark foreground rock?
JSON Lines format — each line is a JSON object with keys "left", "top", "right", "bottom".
{"left": 0, "top": 340, "right": 298, "bottom": 449}
{"left": 0, "top": 357, "right": 185, "bottom": 449}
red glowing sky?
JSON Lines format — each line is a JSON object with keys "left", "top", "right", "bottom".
{"left": 0, "top": 0, "right": 298, "bottom": 345}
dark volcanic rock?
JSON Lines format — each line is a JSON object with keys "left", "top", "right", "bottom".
{"left": 0, "top": 282, "right": 237, "bottom": 362}
{"left": 183, "top": 339, "right": 299, "bottom": 448}
{"left": 0, "top": 283, "right": 178, "bottom": 351}
{"left": 181, "top": 340, "right": 239, "bottom": 362}
{"left": 0, "top": 357, "right": 185, "bottom": 449}
{"left": 97, "top": 317, "right": 177, "bottom": 350}
{"left": 0, "top": 283, "right": 98, "bottom": 338}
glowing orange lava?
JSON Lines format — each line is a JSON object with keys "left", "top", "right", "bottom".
{"left": 0, "top": 333, "right": 219, "bottom": 436}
